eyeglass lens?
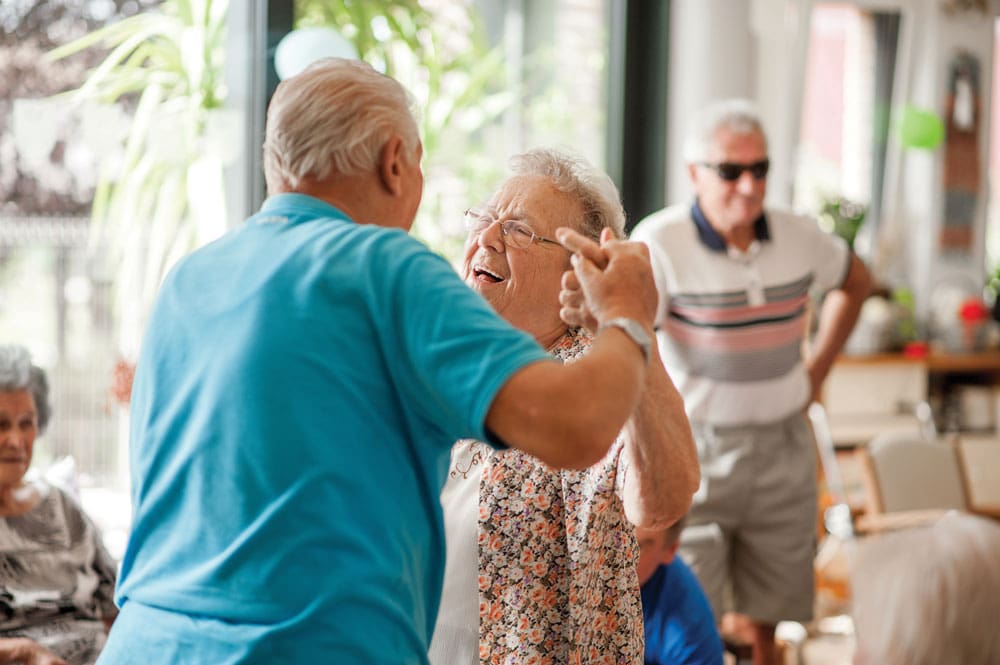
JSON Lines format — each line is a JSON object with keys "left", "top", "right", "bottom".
{"left": 464, "top": 210, "right": 537, "bottom": 248}
{"left": 711, "top": 159, "right": 770, "bottom": 182}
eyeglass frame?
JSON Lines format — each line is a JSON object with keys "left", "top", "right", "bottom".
{"left": 697, "top": 158, "right": 770, "bottom": 182}
{"left": 463, "top": 208, "right": 567, "bottom": 250}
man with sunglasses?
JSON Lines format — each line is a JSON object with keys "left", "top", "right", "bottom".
{"left": 630, "top": 99, "right": 871, "bottom": 665}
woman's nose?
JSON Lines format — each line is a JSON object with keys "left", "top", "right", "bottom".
{"left": 477, "top": 220, "right": 506, "bottom": 252}
{"left": 0, "top": 430, "right": 21, "bottom": 448}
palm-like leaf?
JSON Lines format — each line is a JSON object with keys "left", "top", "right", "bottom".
{"left": 48, "top": 0, "right": 229, "bottom": 352}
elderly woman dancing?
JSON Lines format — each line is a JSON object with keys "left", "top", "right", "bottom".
{"left": 430, "top": 148, "right": 700, "bottom": 665}
{"left": 0, "top": 345, "right": 117, "bottom": 665}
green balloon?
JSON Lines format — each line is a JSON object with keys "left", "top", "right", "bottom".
{"left": 898, "top": 105, "right": 945, "bottom": 150}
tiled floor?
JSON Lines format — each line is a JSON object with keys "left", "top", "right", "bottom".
{"left": 783, "top": 615, "right": 855, "bottom": 665}
{"left": 798, "top": 632, "right": 854, "bottom": 665}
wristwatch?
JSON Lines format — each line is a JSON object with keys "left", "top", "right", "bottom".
{"left": 599, "top": 317, "right": 653, "bottom": 365}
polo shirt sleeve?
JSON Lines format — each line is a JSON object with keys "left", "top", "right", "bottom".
{"left": 372, "top": 231, "right": 551, "bottom": 445}
{"left": 799, "top": 214, "right": 851, "bottom": 293}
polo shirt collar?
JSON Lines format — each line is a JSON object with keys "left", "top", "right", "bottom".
{"left": 260, "top": 193, "right": 350, "bottom": 221}
{"left": 690, "top": 199, "right": 770, "bottom": 253}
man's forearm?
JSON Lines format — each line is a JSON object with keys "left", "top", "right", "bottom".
{"left": 807, "top": 254, "right": 871, "bottom": 391}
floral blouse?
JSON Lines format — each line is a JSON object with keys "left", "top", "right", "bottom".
{"left": 476, "top": 328, "right": 642, "bottom": 665}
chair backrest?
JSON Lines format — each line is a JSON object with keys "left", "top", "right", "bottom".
{"left": 862, "top": 433, "right": 968, "bottom": 514}
{"left": 956, "top": 436, "right": 1000, "bottom": 513}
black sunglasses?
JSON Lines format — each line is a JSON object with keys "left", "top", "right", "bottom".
{"left": 699, "top": 159, "right": 770, "bottom": 182}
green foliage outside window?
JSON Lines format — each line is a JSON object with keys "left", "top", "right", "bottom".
{"left": 47, "top": 0, "right": 230, "bottom": 354}
{"left": 294, "top": 0, "right": 512, "bottom": 261}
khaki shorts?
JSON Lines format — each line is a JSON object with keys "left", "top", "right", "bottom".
{"left": 679, "top": 412, "right": 817, "bottom": 625}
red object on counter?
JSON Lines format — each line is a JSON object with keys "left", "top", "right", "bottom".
{"left": 959, "top": 298, "right": 990, "bottom": 322}
{"left": 903, "top": 341, "right": 930, "bottom": 358}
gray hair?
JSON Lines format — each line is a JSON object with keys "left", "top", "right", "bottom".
{"left": 263, "top": 58, "right": 421, "bottom": 195}
{"left": 850, "top": 512, "right": 1000, "bottom": 665}
{"left": 0, "top": 344, "right": 51, "bottom": 433}
{"left": 682, "top": 98, "right": 768, "bottom": 164}
{"left": 509, "top": 148, "right": 626, "bottom": 240}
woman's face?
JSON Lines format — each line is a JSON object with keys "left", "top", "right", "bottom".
{"left": 0, "top": 390, "right": 38, "bottom": 488}
{"left": 461, "top": 175, "right": 583, "bottom": 346}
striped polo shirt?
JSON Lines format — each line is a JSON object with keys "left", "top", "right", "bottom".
{"left": 631, "top": 201, "right": 850, "bottom": 426}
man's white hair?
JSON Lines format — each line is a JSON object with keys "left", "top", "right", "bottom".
{"left": 509, "top": 147, "right": 626, "bottom": 240}
{"left": 682, "top": 98, "right": 768, "bottom": 164}
{"left": 263, "top": 58, "right": 420, "bottom": 195}
{"left": 850, "top": 512, "right": 1000, "bottom": 665}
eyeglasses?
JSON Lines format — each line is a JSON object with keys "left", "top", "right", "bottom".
{"left": 698, "top": 158, "right": 770, "bottom": 182}
{"left": 463, "top": 209, "right": 565, "bottom": 250}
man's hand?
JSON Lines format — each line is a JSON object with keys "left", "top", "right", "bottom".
{"left": 556, "top": 227, "right": 657, "bottom": 332}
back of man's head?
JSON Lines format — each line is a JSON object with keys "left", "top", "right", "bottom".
{"left": 682, "top": 98, "right": 767, "bottom": 164}
{"left": 851, "top": 512, "right": 1000, "bottom": 665}
{"left": 262, "top": 57, "right": 420, "bottom": 195}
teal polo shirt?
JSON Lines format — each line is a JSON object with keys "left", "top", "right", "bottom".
{"left": 102, "top": 194, "right": 549, "bottom": 664}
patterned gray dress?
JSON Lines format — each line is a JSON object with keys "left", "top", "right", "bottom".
{"left": 0, "top": 481, "right": 117, "bottom": 665}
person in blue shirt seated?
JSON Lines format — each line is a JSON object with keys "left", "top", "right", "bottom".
{"left": 637, "top": 517, "right": 724, "bottom": 665}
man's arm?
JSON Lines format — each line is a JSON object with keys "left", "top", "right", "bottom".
{"left": 485, "top": 229, "right": 658, "bottom": 470}
{"left": 805, "top": 252, "right": 872, "bottom": 400}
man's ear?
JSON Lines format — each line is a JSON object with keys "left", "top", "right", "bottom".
{"left": 378, "top": 135, "right": 405, "bottom": 196}
{"left": 687, "top": 162, "right": 699, "bottom": 184}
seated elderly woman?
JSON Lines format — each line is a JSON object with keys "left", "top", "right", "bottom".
{"left": 0, "top": 345, "right": 117, "bottom": 665}
{"left": 850, "top": 511, "right": 1000, "bottom": 665}
{"left": 429, "top": 148, "right": 700, "bottom": 664}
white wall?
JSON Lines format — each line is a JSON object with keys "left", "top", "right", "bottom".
{"left": 666, "top": 0, "right": 756, "bottom": 205}
{"left": 666, "top": 0, "right": 810, "bottom": 208}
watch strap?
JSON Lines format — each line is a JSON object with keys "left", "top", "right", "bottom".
{"left": 598, "top": 317, "right": 652, "bottom": 365}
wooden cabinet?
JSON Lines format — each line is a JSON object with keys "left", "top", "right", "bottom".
{"left": 823, "top": 351, "right": 1000, "bottom": 448}
{"left": 821, "top": 352, "right": 1000, "bottom": 516}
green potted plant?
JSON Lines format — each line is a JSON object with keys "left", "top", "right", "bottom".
{"left": 818, "top": 196, "right": 867, "bottom": 249}
{"left": 986, "top": 264, "right": 1000, "bottom": 322}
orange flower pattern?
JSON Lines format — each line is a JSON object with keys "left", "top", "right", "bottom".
{"left": 477, "top": 328, "right": 642, "bottom": 665}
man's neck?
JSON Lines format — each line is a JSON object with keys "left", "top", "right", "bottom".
{"left": 719, "top": 225, "right": 756, "bottom": 252}
{"left": 285, "top": 173, "right": 388, "bottom": 227}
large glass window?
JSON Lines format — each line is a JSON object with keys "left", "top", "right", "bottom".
{"left": 285, "top": 0, "right": 611, "bottom": 260}
{"left": 1, "top": 0, "right": 168, "bottom": 556}
{"left": 796, "top": 3, "right": 900, "bottom": 255}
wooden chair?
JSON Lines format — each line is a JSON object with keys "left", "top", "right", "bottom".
{"left": 954, "top": 436, "right": 1000, "bottom": 518}
{"left": 857, "top": 432, "right": 968, "bottom": 532}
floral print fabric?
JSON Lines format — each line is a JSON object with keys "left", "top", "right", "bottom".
{"left": 477, "top": 328, "right": 642, "bottom": 665}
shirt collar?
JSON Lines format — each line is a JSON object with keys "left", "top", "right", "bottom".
{"left": 690, "top": 199, "right": 770, "bottom": 253}
{"left": 259, "top": 192, "right": 351, "bottom": 222}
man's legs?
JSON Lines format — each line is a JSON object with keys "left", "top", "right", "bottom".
{"left": 678, "top": 422, "right": 756, "bottom": 619}
{"left": 731, "top": 414, "right": 818, "bottom": 665}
